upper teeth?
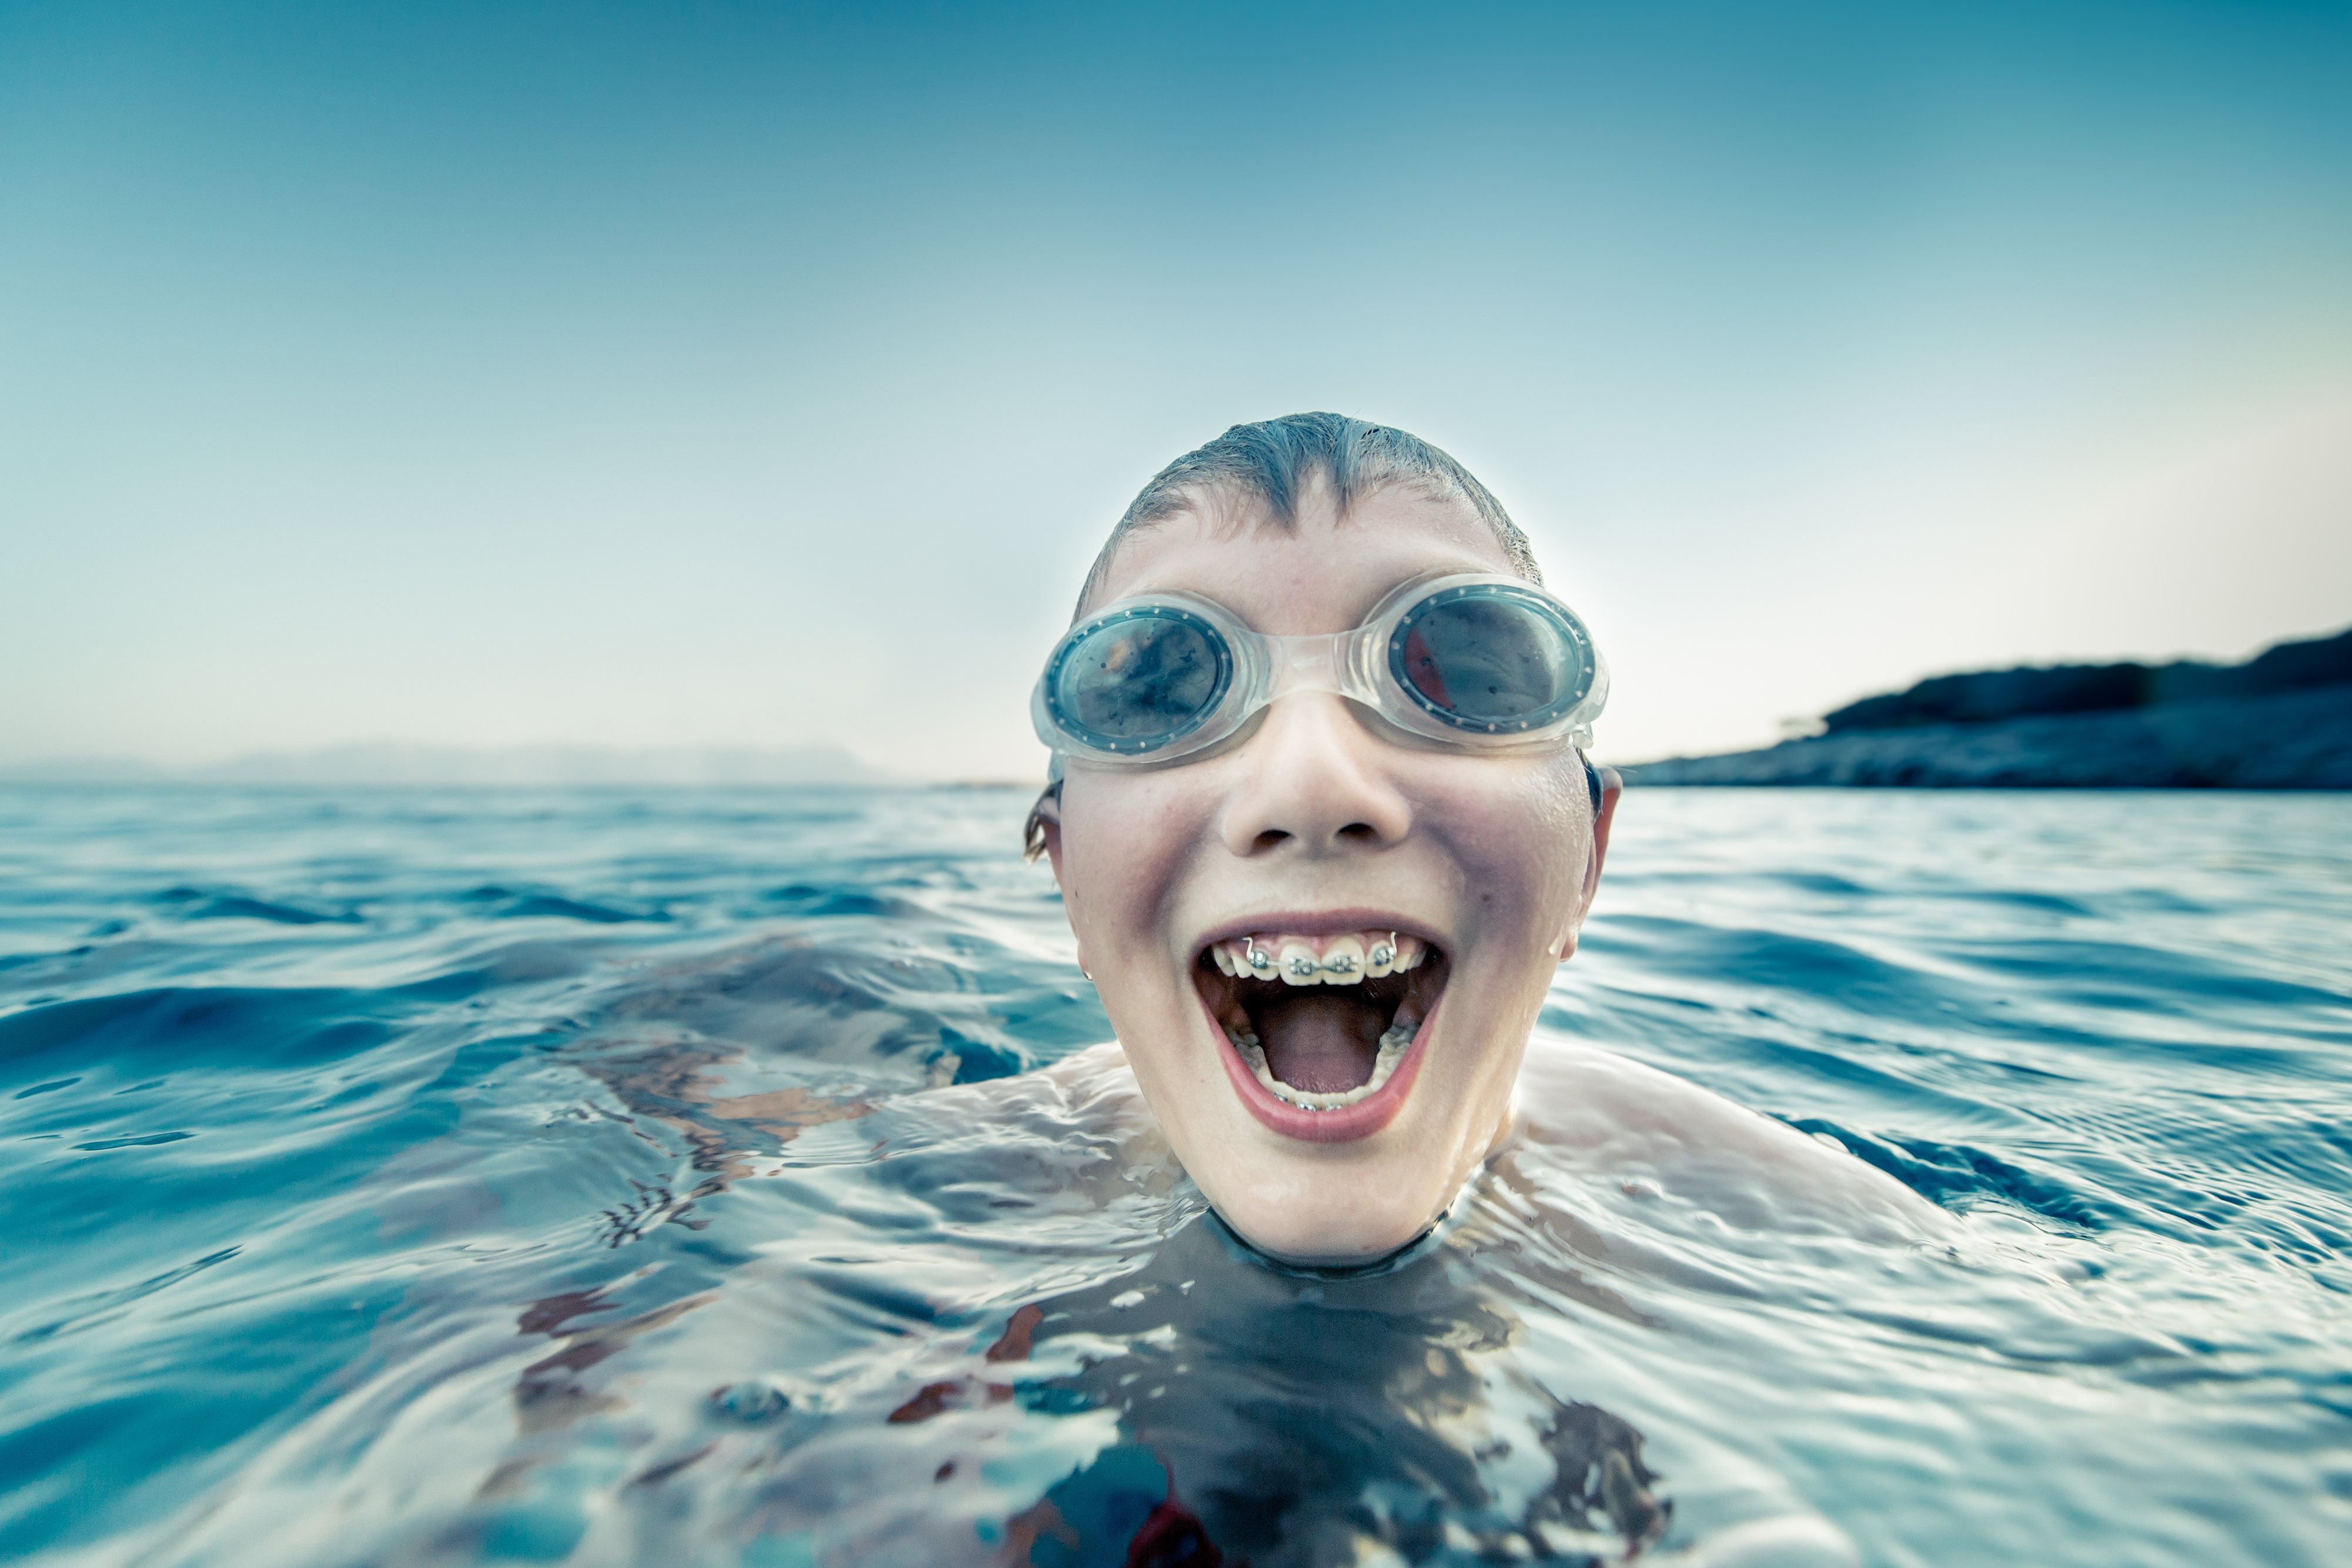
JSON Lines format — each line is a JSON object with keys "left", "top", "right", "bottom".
{"left": 1209, "top": 930, "right": 1425, "bottom": 984}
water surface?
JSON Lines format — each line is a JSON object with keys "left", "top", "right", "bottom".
{"left": 2, "top": 785, "right": 2347, "bottom": 1566}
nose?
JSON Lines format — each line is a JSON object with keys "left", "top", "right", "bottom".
{"left": 1217, "top": 693, "right": 1414, "bottom": 856}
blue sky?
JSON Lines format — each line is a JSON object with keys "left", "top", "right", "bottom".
{"left": 4, "top": 0, "right": 2347, "bottom": 777}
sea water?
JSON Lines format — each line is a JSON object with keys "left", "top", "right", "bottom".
{"left": 1, "top": 784, "right": 2347, "bottom": 1567}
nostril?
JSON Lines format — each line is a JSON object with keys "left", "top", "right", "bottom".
{"left": 1337, "top": 823, "right": 1379, "bottom": 842}
{"left": 1251, "top": 829, "right": 1292, "bottom": 852}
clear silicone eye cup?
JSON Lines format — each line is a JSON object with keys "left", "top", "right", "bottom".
{"left": 1031, "top": 573, "right": 1609, "bottom": 767}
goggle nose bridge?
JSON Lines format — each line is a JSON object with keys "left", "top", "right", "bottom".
{"left": 1258, "top": 628, "right": 1364, "bottom": 703}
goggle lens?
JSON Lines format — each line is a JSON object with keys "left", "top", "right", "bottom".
{"left": 1389, "top": 587, "right": 1593, "bottom": 733}
{"left": 1047, "top": 606, "right": 1232, "bottom": 753}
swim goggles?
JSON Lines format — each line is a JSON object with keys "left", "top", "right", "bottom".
{"left": 1031, "top": 572, "right": 1608, "bottom": 769}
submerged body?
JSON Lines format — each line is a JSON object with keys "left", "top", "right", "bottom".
{"left": 1027, "top": 1035, "right": 1953, "bottom": 1252}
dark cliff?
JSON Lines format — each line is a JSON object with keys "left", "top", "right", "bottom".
{"left": 1633, "top": 625, "right": 2352, "bottom": 788}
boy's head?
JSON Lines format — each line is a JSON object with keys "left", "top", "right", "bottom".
{"left": 1031, "top": 414, "right": 1618, "bottom": 1266}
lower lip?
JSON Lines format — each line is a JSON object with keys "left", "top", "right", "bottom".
{"left": 1205, "top": 995, "right": 1434, "bottom": 1144}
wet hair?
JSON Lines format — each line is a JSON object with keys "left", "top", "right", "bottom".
{"left": 1071, "top": 412, "right": 1542, "bottom": 621}
{"left": 1026, "top": 413, "right": 1548, "bottom": 861}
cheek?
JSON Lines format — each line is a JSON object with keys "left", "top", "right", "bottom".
{"left": 1059, "top": 779, "right": 1205, "bottom": 952}
{"left": 1415, "top": 767, "right": 1588, "bottom": 930}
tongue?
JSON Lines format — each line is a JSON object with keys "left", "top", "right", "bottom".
{"left": 1257, "top": 992, "right": 1386, "bottom": 1094}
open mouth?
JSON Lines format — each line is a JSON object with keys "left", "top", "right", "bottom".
{"left": 1192, "top": 928, "right": 1451, "bottom": 1116}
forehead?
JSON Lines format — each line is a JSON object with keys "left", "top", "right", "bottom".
{"left": 1092, "top": 483, "right": 1517, "bottom": 634}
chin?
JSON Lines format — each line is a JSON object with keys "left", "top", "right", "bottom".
{"left": 1205, "top": 1180, "right": 1456, "bottom": 1269}
{"left": 1113, "top": 915, "right": 1528, "bottom": 1269}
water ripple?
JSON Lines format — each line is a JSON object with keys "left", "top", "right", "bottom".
{"left": 0, "top": 784, "right": 2347, "bottom": 1566}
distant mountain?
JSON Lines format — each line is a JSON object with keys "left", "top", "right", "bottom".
{"left": 1634, "top": 624, "right": 2352, "bottom": 788}
{"left": 0, "top": 743, "right": 890, "bottom": 786}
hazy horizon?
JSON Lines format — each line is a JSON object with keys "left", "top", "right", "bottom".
{"left": 7, "top": 614, "right": 2347, "bottom": 782}
{"left": 0, "top": 739, "right": 897, "bottom": 785}
{"left": 6, "top": 1, "right": 2347, "bottom": 780}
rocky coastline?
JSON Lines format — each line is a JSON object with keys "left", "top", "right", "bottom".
{"left": 1631, "top": 626, "right": 2352, "bottom": 789}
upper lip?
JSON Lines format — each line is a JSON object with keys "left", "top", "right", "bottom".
{"left": 1191, "top": 908, "right": 1444, "bottom": 959}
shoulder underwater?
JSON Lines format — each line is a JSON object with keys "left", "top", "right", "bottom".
{"left": 1514, "top": 1039, "right": 1958, "bottom": 1243}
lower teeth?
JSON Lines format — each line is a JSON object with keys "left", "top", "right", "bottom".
{"left": 1226, "top": 1021, "right": 1417, "bottom": 1110}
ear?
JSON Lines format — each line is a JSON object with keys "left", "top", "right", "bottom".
{"left": 1553, "top": 767, "right": 1621, "bottom": 963}
{"left": 1034, "top": 790, "right": 1067, "bottom": 881}
{"left": 1032, "top": 788, "right": 1090, "bottom": 975}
